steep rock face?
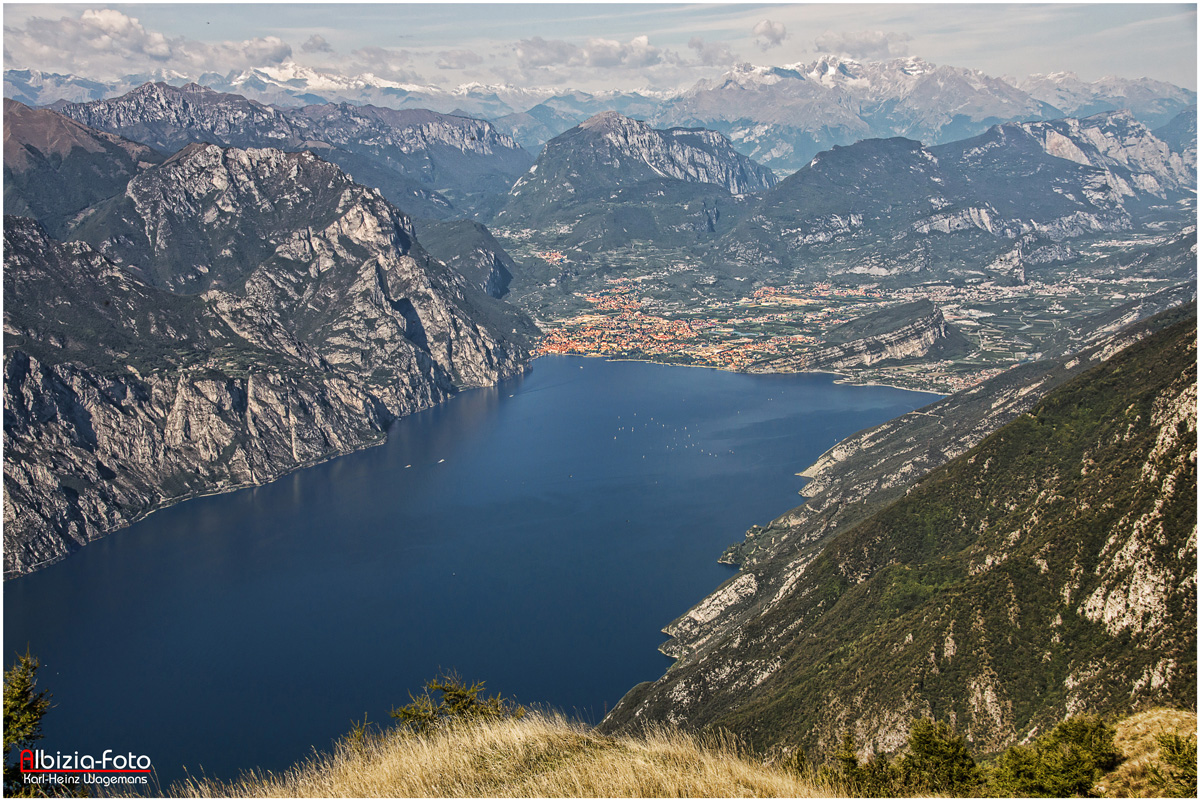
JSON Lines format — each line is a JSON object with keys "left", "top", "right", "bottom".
{"left": 415, "top": 219, "right": 518, "bottom": 299}
{"left": 602, "top": 306, "right": 1196, "bottom": 757}
{"left": 496, "top": 113, "right": 774, "bottom": 251}
{"left": 803, "top": 305, "right": 963, "bottom": 370}
{"left": 53, "top": 82, "right": 532, "bottom": 218}
{"left": 3, "top": 144, "right": 530, "bottom": 575}
{"left": 504, "top": 112, "right": 775, "bottom": 209}
{"left": 1154, "top": 105, "right": 1198, "bottom": 172}
{"left": 573, "top": 112, "right": 778, "bottom": 195}
{"left": 2, "top": 99, "right": 162, "bottom": 236}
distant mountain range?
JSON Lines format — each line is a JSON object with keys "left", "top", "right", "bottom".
{"left": 495, "top": 106, "right": 1194, "bottom": 289}
{"left": 45, "top": 82, "right": 532, "bottom": 220}
{"left": 7, "top": 57, "right": 1195, "bottom": 172}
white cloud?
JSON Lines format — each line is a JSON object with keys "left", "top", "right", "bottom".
{"left": 301, "top": 35, "right": 333, "bottom": 54}
{"left": 5, "top": 8, "right": 293, "bottom": 78}
{"left": 514, "top": 36, "right": 578, "bottom": 69}
{"left": 513, "top": 34, "right": 666, "bottom": 71}
{"left": 688, "top": 37, "right": 737, "bottom": 68}
{"left": 349, "top": 46, "right": 421, "bottom": 82}
{"left": 753, "top": 19, "right": 787, "bottom": 51}
{"left": 435, "top": 50, "right": 483, "bottom": 70}
{"left": 814, "top": 30, "right": 912, "bottom": 60}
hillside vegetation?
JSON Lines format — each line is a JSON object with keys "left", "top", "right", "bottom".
{"left": 606, "top": 308, "right": 1196, "bottom": 757}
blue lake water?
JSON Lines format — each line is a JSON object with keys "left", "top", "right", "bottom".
{"left": 3, "top": 356, "right": 938, "bottom": 788}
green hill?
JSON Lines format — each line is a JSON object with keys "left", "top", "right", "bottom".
{"left": 605, "top": 307, "right": 1197, "bottom": 758}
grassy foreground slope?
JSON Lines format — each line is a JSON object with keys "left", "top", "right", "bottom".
{"left": 177, "top": 712, "right": 830, "bottom": 798}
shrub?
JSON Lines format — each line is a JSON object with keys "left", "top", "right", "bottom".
{"left": 816, "top": 730, "right": 899, "bottom": 797}
{"left": 988, "top": 714, "right": 1122, "bottom": 797}
{"left": 1146, "top": 732, "right": 1197, "bottom": 798}
{"left": 389, "top": 673, "right": 525, "bottom": 734}
{"left": 898, "top": 717, "right": 982, "bottom": 794}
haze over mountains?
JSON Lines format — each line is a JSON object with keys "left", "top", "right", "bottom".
{"left": 7, "top": 55, "right": 1195, "bottom": 171}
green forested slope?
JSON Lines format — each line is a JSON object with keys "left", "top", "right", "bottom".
{"left": 607, "top": 311, "right": 1196, "bottom": 758}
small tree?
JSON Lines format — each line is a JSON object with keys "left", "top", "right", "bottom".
{"left": 988, "top": 714, "right": 1122, "bottom": 797}
{"left": 390, "top": 673, "right": 524, "bottom": 734}
{"left": 4, "top": 650, "right": 52, "bottom": 797}
{"left": 898, "top": 717, "right": 982, "bottom": 794}
{"left": 817, "top": 729, "right": 898, "bottom": 797}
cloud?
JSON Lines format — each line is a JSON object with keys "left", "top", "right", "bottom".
{"left": 753, "top": 19, "right": 787, "bottom": 51}
{"left": 514, "top": 36, "right": 578, "bottom": 68}
{"left": 814, "top": 30, "right": 912, "bottom": 60}
{"left": 301, "top": 35, "right": 333, "bottom": 54}
{"left": 349, "top": 46, "right": 420, "bottom": 81}
{"left": 4, "top": 8, "right": 293, "bottom": 77}
{"left": 688, "top": 37, "right": 736, "bottom": 67}
{"left": 435, "top": 49, "right": 483, "bottom": 70}
{"left": 513, "top": 34, "right": 665, "bottom": 71}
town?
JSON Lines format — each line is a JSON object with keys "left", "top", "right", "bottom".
{"left": 533, "top": 274, "right": 1175, "bottom": 393}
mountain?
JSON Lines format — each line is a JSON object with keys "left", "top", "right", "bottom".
{"left": 10, "top": 60, "right": 1194, "bottom": 177}
{"left": 492, "top": 103, "right": 585, "bottom": 153}
{"left": 603, "top": 304, "right": 1196, "bottom": 757}
{"left": 653, "top": 56, "right": 1065, "bottom": 174}
{"left": 1154, "top": 105, "right": 1198, "bottom": 172}
{"left": 2, "top": 68, "right": 116, "bottom": 106}
{"left": 1016, "top": 72, "right": 1197, "bottom": 130}
{"left": 718, "top": 111, "right": 1192, "bottom": 285}
{"left": 51, "top": 82, "right": 532, "bottom": 219}
{"left": 414, "top": 218, "right": 522, "bottom": 299}
{"left": 3, "top": 143, "right": 531, "bottom": 576}
{"left": 2, "top": 98, "right": 162, "bottom": 236}
{"left": 495, "top": 112, "right": 776, "bottom": 250}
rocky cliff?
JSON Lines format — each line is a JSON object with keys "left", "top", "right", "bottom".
{"left": 602, "top": 305, "right": 1196, "bottom": 758}
{"left": 3, "top": 144, "right": 531, "bottom": 576}
{"left": 796, "top": 300, "right": 970, "bottom": 371}
{"left": 52, "top": 82, "right": 532, "bottom": 218}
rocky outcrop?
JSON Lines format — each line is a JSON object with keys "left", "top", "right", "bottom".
{"left": 601, "top": 305, "right": 1196, "bottom": 758}
{"left": 3, "top": 147, "right": 531, "bottom": 577}
{"left": 52, "top": 82, "right": 532, "bottom": 218}
{"left": 804, "top": 303, "right": 964, "bottom": 370}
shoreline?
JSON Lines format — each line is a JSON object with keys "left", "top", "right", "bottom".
{"left": 534, "top": 352, "right": 952, "bottom": 396}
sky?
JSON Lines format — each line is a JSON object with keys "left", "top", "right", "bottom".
{"left": 3, "top": 3, "right": 1197, "bottom": 92}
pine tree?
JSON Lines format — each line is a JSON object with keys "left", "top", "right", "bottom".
{"left": 4, "top": 650, "right": 52, "bottom": 797}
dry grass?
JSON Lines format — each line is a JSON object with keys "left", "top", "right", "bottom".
{"left": 1095, "top": 708, "right": 1197, "bottom": 798}
{"left": 174, "top": 712, "right": 836, "bottom": 798}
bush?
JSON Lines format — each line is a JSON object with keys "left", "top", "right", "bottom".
{"left": 988, "top": 714, "right": 1122, "bottom": 797}
{"left": 1147, "top": 732, "right": 1197, "bottom": 798}
{"left": 389, "top": 673, "right": 525, "bottom": 734}
{"left": 898, "top": 717, "right": 982, "bottom": 794}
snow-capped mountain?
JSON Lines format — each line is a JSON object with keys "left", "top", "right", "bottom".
{"left": 652, "top": 56, "right": 1065, "bottom": 174}
{"left": 1015, "top": 72, "right": 1196, "bottom": 129}
{"left": 6, "top": 57, "right": 1195, "bottom": 177}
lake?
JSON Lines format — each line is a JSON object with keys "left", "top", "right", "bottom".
{"left": 3, "top": 356, "right": 938, "bottom": 788}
